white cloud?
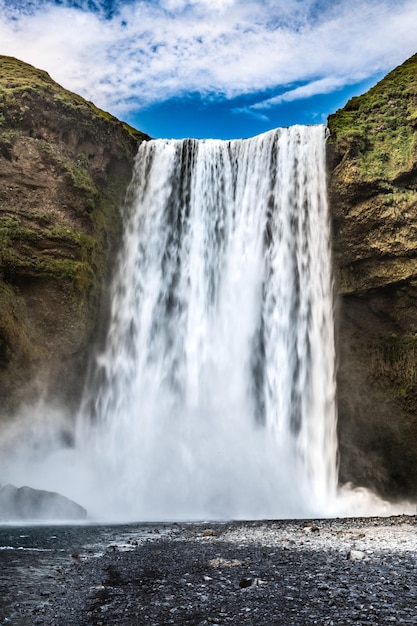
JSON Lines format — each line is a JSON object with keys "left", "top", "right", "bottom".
{"left": 161, "top": 0, "right": 237, "bottom": 12}
{"left": 232, "top": 106, "right": 270, "bottom": 122}
{"left": 0, "top": 0, "right": 416, "bottom": 117}
{"left": 251, "top": 76, "right": 351, "bottom": 110}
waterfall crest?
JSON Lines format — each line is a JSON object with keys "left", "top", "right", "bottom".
{"left": 78, "top": 125, "right": 337, "bottom": 520}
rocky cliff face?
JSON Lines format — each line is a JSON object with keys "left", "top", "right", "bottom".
{"left": 328, "top": 53, "right": 417, "bottom": 499}
{"left": 0, "top": 56, "right": 148, "bottom": 418}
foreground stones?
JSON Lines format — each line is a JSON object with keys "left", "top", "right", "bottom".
{"left": 0, "top": 483, "right": 87, "bottom": 520}
{"left": 1, "top": 516, "right": 416, "bottom": 625}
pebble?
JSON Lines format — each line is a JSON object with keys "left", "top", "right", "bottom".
{"left": 3, "top": 516, "right": 417, "bottom": 625}
{"left": 239, "top": 577, "right": 254, "bottom": 588}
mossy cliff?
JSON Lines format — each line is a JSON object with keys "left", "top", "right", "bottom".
{"left": 0, "top": 56, "right": 148, "bottom": 417}
{"left": 328, "top": 53, "right": 417, "bottom": 500}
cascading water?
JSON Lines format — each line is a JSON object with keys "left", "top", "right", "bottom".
{"left": 76, "top": 124, "right": 338, "bottom": 521}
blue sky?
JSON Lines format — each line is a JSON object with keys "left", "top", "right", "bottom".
{"left": 0, "top": 0, "right": 416, "bottom": 139}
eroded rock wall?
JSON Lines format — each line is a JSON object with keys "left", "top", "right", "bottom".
{"left": 0, "top": 56, "right": 148, "bottom": 417}
{"left": 328, "top": 53, "right": 417, "bottom": 499}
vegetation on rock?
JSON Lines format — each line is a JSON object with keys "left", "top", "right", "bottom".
{"left": 0, "top": 56, "right": 149, "bottom": 416}
{"left": 329, "top": 53, "right": 417, "bottom": 181}
{"left": 328, "top": 52, "right": 417, "bottom": 500}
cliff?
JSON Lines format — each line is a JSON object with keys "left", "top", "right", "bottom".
{"left": 328, "top": 53, "right": 417, "bottom": 499}
{"left": 0, "top": 56, "right": 148, "bottom": 417}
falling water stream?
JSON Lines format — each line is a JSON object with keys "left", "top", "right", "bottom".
{"left": 2, "top": 124, "right": 415, "bottom": 522}
{"left": 0, "top": 125, "right": 345, "bottom": 521}
{"left": 73, "top": 125, "right": 338, "bottom": 520}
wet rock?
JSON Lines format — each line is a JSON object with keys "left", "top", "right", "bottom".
{"left": 327, "top": 52, "right": 417, "bottom": 499}
{"left": 239, "top": 577, "right": 254, "bottom": 588}
{"left": 348, "top": 549, "right": 366, "bottom": 561}
{"left": 303, "top": 524, "right": 320, "bottom": 533}
{"left": 209, "top": 557, "right": 242, "bottom": 568}
{"left": 4, "top": 517, "right": 417, "bottom": 626}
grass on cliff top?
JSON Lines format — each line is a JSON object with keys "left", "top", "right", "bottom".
{"left": 328, "top": 53, "right": 417, "bottom": 181}
{"left": 0, "top": 55, "right": 149, "bottom": 142}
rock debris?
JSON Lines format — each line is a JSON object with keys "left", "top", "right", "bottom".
{"left": 1, "top": 516, "right": 417, "bottom": 625}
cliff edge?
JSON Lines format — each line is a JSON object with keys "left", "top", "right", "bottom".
{"left": 328, "top": 53, "right": 417, "bottom": 499}
{"left": 0, "top": 56, "right": 148, "bottom": 417}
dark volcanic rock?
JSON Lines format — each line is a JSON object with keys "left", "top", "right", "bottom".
{"left": 1, "top": 517, "right": 414, "bottom": 626}
{"left": 0, "top": 56, "right": 149, "bottom": 418}
{"left": 328, "top": 52, "right": 417, "bottom": 499}
{"left": 0, "top": 483, "right": 87, "bottom": 520}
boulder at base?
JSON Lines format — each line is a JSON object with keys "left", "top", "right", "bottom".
{"left": 0, "top": 484, "right": 87, "bottom": 521}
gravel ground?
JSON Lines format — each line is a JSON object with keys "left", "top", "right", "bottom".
{"left": 2, "top": 515, "right": 417, "bottom": 625}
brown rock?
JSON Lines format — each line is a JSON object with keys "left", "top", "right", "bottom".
{"left": 0, "top": 56, "right": 149, "bottom": 418}
{"left": 328, "top": 52, "right": 417, "bottom": 499}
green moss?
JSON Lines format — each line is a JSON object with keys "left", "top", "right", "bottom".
{"left": 0, "top": 216, "right": 40, "bottom": 244}
{"left": 45, "top": 224, "right": 94, "bottom": 255}
{"left": 0, "top": 55, "right": 150, "bottom": 142}
{"left": 0, "top": 214, "right": 94, "bottom": 250}
{"left": 38, "top": 259, "right": 94, "bottom": 292}
{"left": 0, "top": 128, "right": 23, "bottom": 159}
{"left": 1, "top": 250, "right": 94, "bottom": 294}
{"left": 36, "top": 140, "right": 99, "bottom": 205}
{"left": 328, "top": 53, "right": 417, "bottom": 181}
{"left": 64, "top": 160, "right": 98, "bottom": 200}
{"left": 0, "top": 213, "right": 95, "bottom": 293}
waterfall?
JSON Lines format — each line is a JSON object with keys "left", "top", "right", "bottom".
{"left": 78, "top": 125, "right": 337, "bottom": 521}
